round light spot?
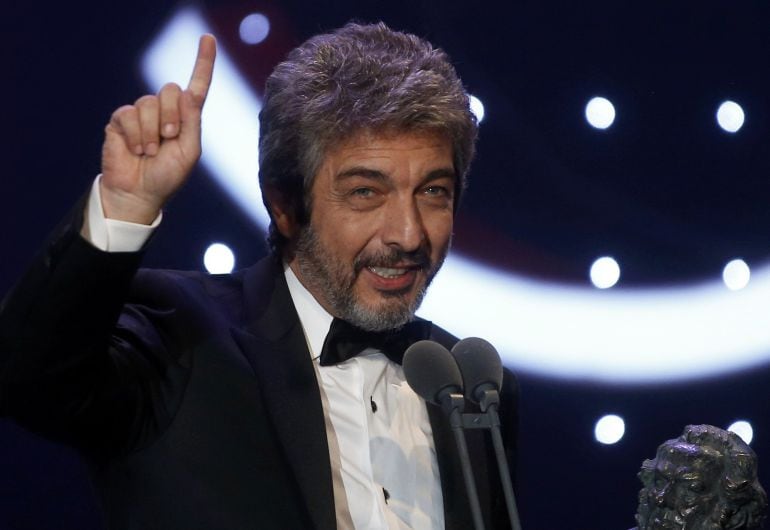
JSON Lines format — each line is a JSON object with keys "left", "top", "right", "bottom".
{"left": 585, "top": 96, "right": 616, "bottom": 129}
{"left": 716, "top": 100, "right": 745, "bottom": 133}
{"left": 594, "top": 414, "right": 625, "bottom": 445}
{"left": 204, "top": 243, "right": 235, "bottom": 274}
{"left": 590, "top": 256, "right": 621, "bottom": 289}
{"left": 469, "top": 94, "right": 485, "bottom": 123}
{"left": 239, "top": 13, "right": 270, "bottom": 45}
{"left": 723, "top": 259, "right": 750, "bottom": 291}
{"left": 728, "top": 420, "right": 753, "bottom": 445}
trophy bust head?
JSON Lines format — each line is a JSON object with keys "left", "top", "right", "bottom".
{"left": 634, "top": 424, "right": 766, "bottom": 530}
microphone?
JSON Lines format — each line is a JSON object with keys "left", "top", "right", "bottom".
{"left": 450, "top": 337, "right": 503, "bottom": 412}
{"left": 451, "top": 338, "right": 523, "bottom": 530}
{"left": 402, "top": 340, "right": 464, "bottom": 414}
{"left": 403, "top": 340, "right": 486, "bottom": 530}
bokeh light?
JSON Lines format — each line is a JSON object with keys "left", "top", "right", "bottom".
{"left": 590, "top": 257, "right": 621, "bottom": 289}
{"left": 585, "top": 96, "right": 616, "bottom": 129}
{"left": 204, "top": 243, "right": 236, "bottom": 274}
{"left": 595, "top": 415, "right": 625, "bottom": 445}
{"left": 239, "top": 13, "right": 270, "bottom": 45}
{"left": 716, "top": 100, "right": 745, "bottom": 133}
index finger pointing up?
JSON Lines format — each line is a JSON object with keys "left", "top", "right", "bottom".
{"left": 187, "top": 34, "right": 217, "bottom": 106}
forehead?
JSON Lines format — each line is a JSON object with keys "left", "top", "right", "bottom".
{"left": 655, "top": 443, "right": 722, "bottom": 474}
{"left": 322, "top": 128, "right": 454, "bottom": 164}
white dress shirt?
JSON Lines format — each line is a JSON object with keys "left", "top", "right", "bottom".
{"left": 83, "top": 176, "right": 445, "bottom": 529}
{"left": 285, "top": 267, "right": 444, "bottom": 530}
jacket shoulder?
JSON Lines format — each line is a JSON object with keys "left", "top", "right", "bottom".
{"left": 428, "top": 322, "right": 459, "bottom": 351}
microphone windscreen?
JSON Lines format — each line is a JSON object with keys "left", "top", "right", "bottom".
{"left": 403, "top": 340, "right": 463, "bottom": 404}
{"left": 451, "top": 337, "right": 503, "bottom": 401}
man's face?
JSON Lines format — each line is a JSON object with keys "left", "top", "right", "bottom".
{"left": 286, "top": 130, "right": 455, "bottom": 331}
{"left": 636, "top": 443, "right": 723, "bottom": 530}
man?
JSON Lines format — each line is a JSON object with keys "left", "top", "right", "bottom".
{"left": 633, "top": 424, "right": 766, "bottom": 530}
{"left": 0, "top": 22, "right": 516, "bottom": 529}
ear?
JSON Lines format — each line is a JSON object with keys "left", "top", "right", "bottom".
{"left": 264, "top": 188, "right": 298, "bottom": 239}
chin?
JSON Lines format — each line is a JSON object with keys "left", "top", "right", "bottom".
{"left": 345, "top": 291, "right": 423, "bottom": 331}
{"left": 644, "top": 510, "right": 715, "bottom": 530}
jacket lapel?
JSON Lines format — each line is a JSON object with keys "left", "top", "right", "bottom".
{"left": 231, "top": 258, "right": 336, "bottom": 530}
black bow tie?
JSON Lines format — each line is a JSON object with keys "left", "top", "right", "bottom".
{"left": 319, "top": 318, "right": 432, "bottom": 366}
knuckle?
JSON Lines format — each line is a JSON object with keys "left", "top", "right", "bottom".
{"left": 160, "top": 82, "right": 182, "bottom": 95}
{"left": 111, "top": 104, "right": 134, "bottom": 121}
{"left": 188, "top": 91, "right": 205, "bottom": 108}
{"left": 135, "top": 94, "right": 158, "bottom": 108}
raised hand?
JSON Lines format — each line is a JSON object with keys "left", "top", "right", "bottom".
{"left": 99, "top": 34, "right": 217, "bottom": 224}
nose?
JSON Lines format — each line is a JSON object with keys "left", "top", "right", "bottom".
{"left": 381, "top": 196, "right": 426, "bottom": 252}
{"left": 653, "top": 484, "right": 670, "bottom": 507}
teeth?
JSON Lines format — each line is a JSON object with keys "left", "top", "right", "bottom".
{"left": 368, "top": 266, "right": 408, "bottom": 279}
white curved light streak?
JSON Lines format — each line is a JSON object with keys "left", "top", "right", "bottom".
{"left": 143, "top": 9, "right": 770, "bottom": 384}
{"left": 419, "top": 255, "right": 770, "bottom": 382}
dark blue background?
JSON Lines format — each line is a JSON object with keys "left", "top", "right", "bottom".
{"left": 4, "top": 1, "right": 770, "bottom": 528}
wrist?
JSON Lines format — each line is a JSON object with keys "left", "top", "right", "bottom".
{"left": 99, "top": 182, "right": 163, "bottom": 225}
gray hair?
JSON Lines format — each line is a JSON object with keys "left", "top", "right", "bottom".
{"left": 258, "top": 21, "right": 478, "bottom": 254}
{"left": 679, "top": 425, "right": 766, "bottom": 528}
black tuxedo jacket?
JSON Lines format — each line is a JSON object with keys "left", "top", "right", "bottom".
{"left": 0, "top": 209, "right": 517, "bottom": 530}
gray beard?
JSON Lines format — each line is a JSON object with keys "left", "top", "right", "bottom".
{"left": 293, "top": 223, "right": 446, "bottom": 332}
{"left": 637, "top": 501, "right": 720, "bottom": 530}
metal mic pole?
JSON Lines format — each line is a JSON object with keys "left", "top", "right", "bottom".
{"left": 441, "top": 392, "right": 486, "bottom": 530}
{"left": 403, "top": 340, "right": 489, "bottom": 530}
{"left": 480, "top": 390, "right": 522, "bottom": 530}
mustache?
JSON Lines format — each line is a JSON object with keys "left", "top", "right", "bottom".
{"left": 353, "top": 247, "right": 432, "bottom": 272}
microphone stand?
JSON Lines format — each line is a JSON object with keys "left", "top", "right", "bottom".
{"left": 462, "top": 389, "right": 523, "bottom": 530}
{"left": 440, "top": 392, "right": 486, "bottom": 530}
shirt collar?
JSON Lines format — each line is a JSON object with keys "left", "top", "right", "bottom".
{"left": 283, "top": 263, "right": 333, "bottom": 361}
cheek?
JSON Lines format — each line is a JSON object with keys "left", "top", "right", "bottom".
{"left": 678, "top": 491, "right": 713, "bottom": 509}
{"left": 428, "top": 220, "right": 453, "bottom": 256}
{"left": 322, "top": 217, "right": 378, "bottom": 259}
{"left": 424, "top": 210, "right": 453, "bottom": 237}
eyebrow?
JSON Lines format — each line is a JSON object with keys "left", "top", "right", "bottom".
{"left": 335, "top": 166, "right": 456, "bottom": 184}
{"left": 336, "top": 167, "right": 389, "bottom": 182}
{"left": 423, "top": 167, "right": 457, "bottom": 184}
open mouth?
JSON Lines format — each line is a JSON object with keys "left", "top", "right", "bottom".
{"left": 367, "top": 266, "right": 412, "bottom": 279}
{"left": 363, "top": 265, "right": 422, "bottom": 292}
{"left": 649, "top": 510, "right": 685, "bottom": 529}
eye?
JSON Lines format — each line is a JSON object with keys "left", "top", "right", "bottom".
{"left": 350, "top": 187, "right": 376, "bottom": 198}
{"left": 423, "top": 185, "right": 449, "bottom": 197}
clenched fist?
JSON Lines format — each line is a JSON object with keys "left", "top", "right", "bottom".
{"left": 99, "top": 34, "right": 217, "bottom": 224}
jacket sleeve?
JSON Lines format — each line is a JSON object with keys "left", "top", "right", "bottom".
{"left": 0, "top": 200, "right": 178, "bottom": 459}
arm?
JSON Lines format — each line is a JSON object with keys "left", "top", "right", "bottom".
{"left": 0, "top": 36, "right": 217, "bottom": 455}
